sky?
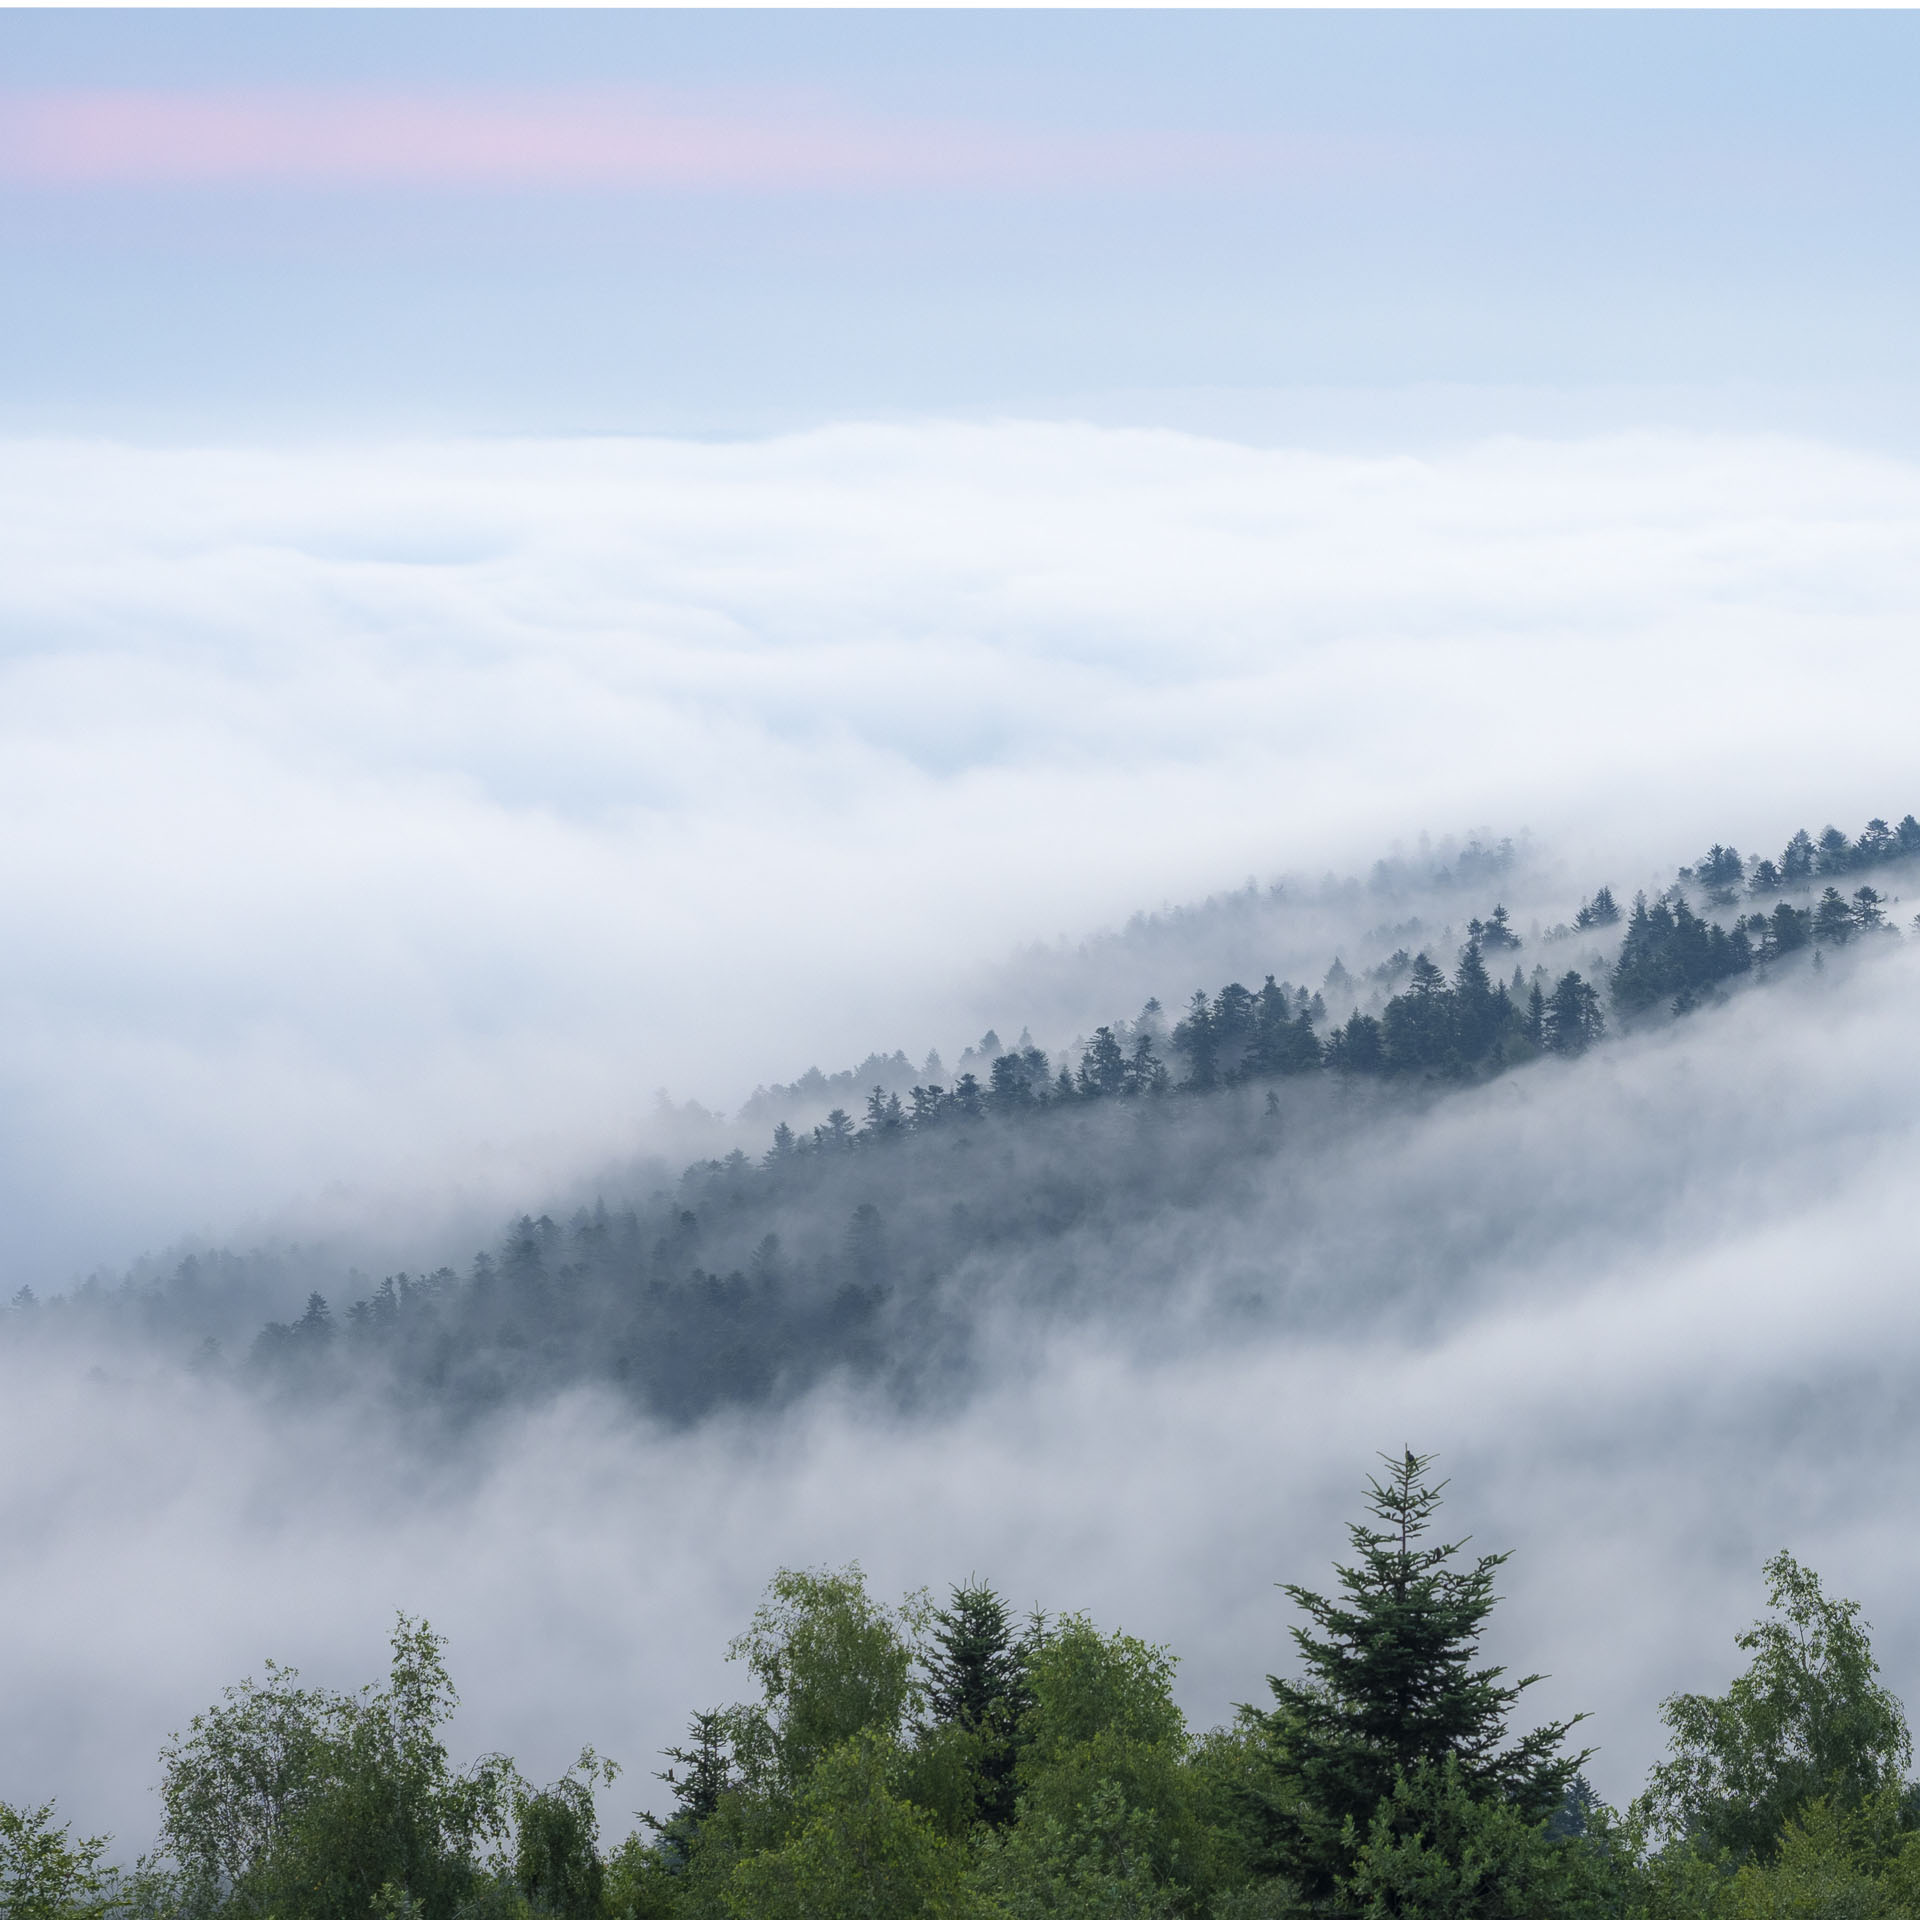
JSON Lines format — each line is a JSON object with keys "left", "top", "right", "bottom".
{"left": 5, "top": 6, "right": 1920, "bottom": 1866}
{"left": 2, "top": 12, "right": 1920, "bottom": 438}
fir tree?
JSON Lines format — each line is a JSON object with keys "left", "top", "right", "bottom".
{"left": 644, "top": 1710, "right": 735, "bottom": 1867}
{"left": 1545, "top": 971, "right": 1603, "bottom": 1053}
{"left": 1816, "top": 826, "right": 1855, "bottom": 875}
{"left": 924, "top": 1581, "right": 1031, "bottom": 1827}
{"left": 1077, "top": 1027, "right": 1129, "bottom": 1099}
{"left": 1813, "top": 887, "right": 1855, "bottom": 945}
{"left": 1450, "top": 940, "right": 1501, "bottom": 1063}
{"left": 1253, "top": 1450, "right": 1588, "bottom": 1901}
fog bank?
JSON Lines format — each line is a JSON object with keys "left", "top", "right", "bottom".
{"left": 4, "top": 423, "right": 1920, "bottom": 1284}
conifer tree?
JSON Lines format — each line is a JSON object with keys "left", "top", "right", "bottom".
{"left": 1451, "top": 940, "right": 1500, "bottom": 1063}
{"left": 644, "top": 1710, "right": 735, "bottom": 1866}
{"left": 1813, "top": 887, "right": 1855, "bottom": 945}
{"left": 924, "top": 1581, "right": 1032, "bottom": 1826}
{"left": 1253, "top": 1451, "right": 1588, "bottom": 1900}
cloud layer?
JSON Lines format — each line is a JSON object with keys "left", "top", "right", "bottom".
{"left": 3, "top": 422, "right": 1919, "bottom": 1282}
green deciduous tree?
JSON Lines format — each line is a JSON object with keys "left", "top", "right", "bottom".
{"left": 976, "top": 1617, "right": 1198, "bottom": 1918}
{"left": 725, "top": 1731, "right": 969, "bottom": 1920}
{"left": 727, "top": 1565, "right": 924, "bottom": 1797}
{"left": 515, "top": 1752, "right": 618, "bottom": 1920}
{"left": 1636, "top": 1552, "right": 1911, "bottom": 1866}
{"left": 0, "top": 1801, "right": 114, "bottom": 1920}
{"left": 155, "top": 1617, "right": 518, "bottom": 1920}
{"left": 1346, "top": 1758, "right": 1618, "bottom": 1920}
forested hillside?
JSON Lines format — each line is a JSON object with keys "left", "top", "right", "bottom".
{"left": 9, "top": 1452, "right": 1914, "bottom": 1920}
{"left": 9, "top": 813, "right": 1915, "bottom": 1427}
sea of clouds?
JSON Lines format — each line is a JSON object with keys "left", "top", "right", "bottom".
{"left": 3, "top": 419, "right": 1919, "bottom": 1853}
{"left": 3, "top": 421, "right": 1917, "bottom": 1280}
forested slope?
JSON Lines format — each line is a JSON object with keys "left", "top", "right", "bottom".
{"left": 10, "top": 812, "right": 1916, "bottom": 1426}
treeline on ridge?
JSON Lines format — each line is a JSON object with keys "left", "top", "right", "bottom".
{"left": 8, "top": 809, "right": 1913, "bottom": 1427}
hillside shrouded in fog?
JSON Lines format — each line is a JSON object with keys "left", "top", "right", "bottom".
{"left": 17, "top": 809, "right": 1918, "bottom": 1434}
{"left": 7, "top": 802, "right": 1920, "bottom": 1873}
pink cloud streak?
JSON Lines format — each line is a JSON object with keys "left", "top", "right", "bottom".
{"left": 0, "top": 89, "right": 1257, "bottom": 193}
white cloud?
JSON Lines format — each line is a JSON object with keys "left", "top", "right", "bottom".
{"left": 2, "top": 421, "right": 1917, "bottom": 1277}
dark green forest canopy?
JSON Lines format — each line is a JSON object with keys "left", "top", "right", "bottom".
{"left": 11, "top": 1458, "right": 1917, "bottom": 1920}
{"left": 9, "top": 812, "right": 1915, "bottom": 1428}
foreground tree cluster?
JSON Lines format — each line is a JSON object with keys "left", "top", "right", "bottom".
{"left": 13, "top": 1454, "right": 1920, "bottom": 1920}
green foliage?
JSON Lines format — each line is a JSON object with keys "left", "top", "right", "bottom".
{"left": 727, "top": 1564, "right": 925, "bottom": 1794}
{"left": 1719, "top": 1794, "right": 1920, "bottom": 1920}
{"left": 994, "top": 1618, "right": 1200, "bottom": 1913}
{"left": 1346, "top": 1758, "right": 1618, "bottom": 1920}
{"left": 970, "top": 1778, "right": 1179, "bottom": 1920}
{"left": 605, "top": 1830, "right": 692, "bottom": 1920}
{"left": 644, "top": 1712, "right": 737, "bottom": 1869}
{"left": 724, "top": 1731, "right": 970, "bottom": 1920}
{"left": 0, "top": 1800, "right": 114, "bottom": 1920}
{"left": 925, "top": 1583, "right": 1034, "bottom": 1827}
{"left": 155, "top": 1615, "right": 519, "bottom": 1920}
{"left": 1636, "top": 1552, "right": 1911, "bottom": 1866}
{"left": 30, "top": 1462, "right": 1920, "bottom": 1920}
{"left": 1255, "top": 1451, "right": 1588, "bottom": 1899}
{"left": 515, "top": 1751, "right": 618, "bottom": 1920}
{"left": 1022, "top": 1619, "right": 1186, "bottom": 1767}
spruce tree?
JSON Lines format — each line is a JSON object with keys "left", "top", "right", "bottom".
{"left": 644, "top": 1710, "right": 735, "bottom": 1867}
{"left": 1254, "top": 1451, "right": 1588, "bottom": 1900}
{"left": 925, "top": 1580, "right": 1031, "bottom": 1827}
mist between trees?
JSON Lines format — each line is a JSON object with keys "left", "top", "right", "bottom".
{"left": 6, "top": 812, "right": 1915, "bottom": 1431}
{"left": 10, "top": 1449, "right": 1916, "bottom": 1920}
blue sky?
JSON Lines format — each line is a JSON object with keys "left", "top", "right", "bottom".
{"left": 3, "top": 11, "right": 1919, "bottom": 436}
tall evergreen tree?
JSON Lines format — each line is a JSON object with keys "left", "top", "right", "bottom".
{"left": 924, "top": 1581, "right": 1031, "bottom": 1827}
{"left": 1451, "top": 940, "right": 1501, "bottom": 1063}
{"left": 1381, "top": 956, "right": 1453, "bottom": 1074}
{"left": 644, "top": 1710, "right": 735, "bottom": 1867}
{"left": 1544, "top": 972, "right": 1603, "bottom": 1053}
{"left": 1816, "top": 826, "right": 1856, "bottom": 875}
{"left": 1813, "top": 887, "right": 1855, "bottom": 945}
{"left": 1252, "top": 1451, "right": 1588, "bottom": 1901}
{"left": 1077, "top": 1027, "right": 1129, "bottom": 1099}
{"left": 1172, "top": 992, "right": 1219, "bottom": 1089}
{"left": 1857, "top": 818, "right": 1895, "bottom": 863}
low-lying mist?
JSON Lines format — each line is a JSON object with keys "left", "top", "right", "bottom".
{"left": 6, "top": 422, "right": 1920, "bottom": 1285}
{"left": 8, "top": 926, "right": 1918, "bottom": 1861}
